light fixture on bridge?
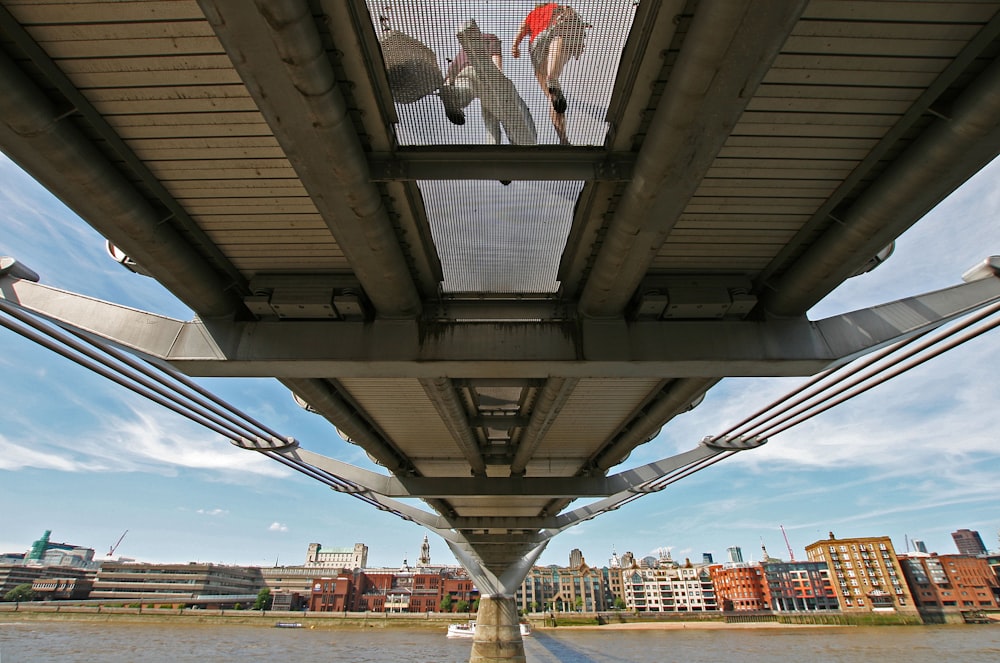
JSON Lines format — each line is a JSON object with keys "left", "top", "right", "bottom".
{"left": 849, "top": 242, "right": 895, "bottom": 278}
{"left": 291, "top": 391, "right": 319, "bottom": 414}
{"left": 0, "top": 256, "right": 39, "bottom": 282}
{"left": 244, "top": 274, "right": 370, "bottom": 321}
{"left": 632, "top": 276, "right": 757, "bottom": 320}
{"left": 105, "top": 240, "right": 152, "bottom": 277}
{"left": 961, "top": 255, "right": 1000, "bottom": 282}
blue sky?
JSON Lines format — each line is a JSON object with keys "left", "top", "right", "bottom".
{"left": 2, "top": 151, "right": 999, "bottom": 570}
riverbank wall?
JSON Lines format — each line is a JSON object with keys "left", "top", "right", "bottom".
{"left": 1, "top": 604, "right": 982, "bottom": 629}
{"left": 0, "top": 604, "right": 465, "bottom": 630}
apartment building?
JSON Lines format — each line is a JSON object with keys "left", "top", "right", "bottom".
{"left": 899, "top": 553, "right": 999, "bottom": 617}
{"left": 762, "top": 561, "right": 839, "bottom": 611}
{"left": 517, "top": 563, "right": 608, "bottom": 613}
{"left": 709, "top": 562, "right": 767, "bottom": 611}
{"left": 620, "top": 560, "right": 717, "bottom": 613}
{"left": 805, "top": 533, "right": 916, "bottom": 614}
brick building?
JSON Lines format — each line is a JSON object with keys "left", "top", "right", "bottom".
{"left": 308, "top": 567, "right": 475, "bottom": 613}
{"left": 805, "top": 533, "right": 916, "bottom": 614}
{"left": 899, "top": 553, "right": 999, "bottom": 618}
{"left": 709, "top": 562, "right": 767, "bottom": 611}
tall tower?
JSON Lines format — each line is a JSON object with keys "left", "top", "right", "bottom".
{"left": 951, "top": 529, "right": 987, "bottom": 555}
{"left": 28, "top": 530, "right": 52, "bottom": 561}
{"left": 418, "top": 535, "right": 431, "bottom": 566}
{"left": 727, "top": 546, "right": 744, "bottom": 563}
{"left": 569, "top": 548, "right": 583, "bottom": 568}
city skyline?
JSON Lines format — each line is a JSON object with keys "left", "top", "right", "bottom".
{"left": 2, "top": 151, "right": 999, "bottom": 569}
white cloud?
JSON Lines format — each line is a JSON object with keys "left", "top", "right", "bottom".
{"left": 268, "top": 522, "right": 289, "bottom": 533}
{"left": 0, "top": 433, "right": 105, "bottom": 472}
{"left": 0, "top": 402, "right": 291, "bottom": 480}
{"left": 196, "top": 508, "right": 229, "bottom": 517}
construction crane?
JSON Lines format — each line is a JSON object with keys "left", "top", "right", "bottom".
{"left": 780, "top": 525, "right": 795, "bottom": 561}
{"left": 107, "top": 530, "right": 128, "bottom": 557}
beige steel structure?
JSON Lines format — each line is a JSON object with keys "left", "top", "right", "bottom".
{"left": 805, "top": 533, "right": 916, "bottom": 614}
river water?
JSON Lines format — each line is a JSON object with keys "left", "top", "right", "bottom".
{"left": 2, "top": 622, "right": 999, "bottom": 662}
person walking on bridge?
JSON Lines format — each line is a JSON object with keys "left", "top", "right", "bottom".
{"left": 511, "top": 3, "right": 588, "bottom": 144}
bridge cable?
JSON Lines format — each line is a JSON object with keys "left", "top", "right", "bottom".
{"left": 0, "top": 300, "right": 371, "bottom": 498}
{"left": 731, "top": 303, "right": 1000, "bottom": 442}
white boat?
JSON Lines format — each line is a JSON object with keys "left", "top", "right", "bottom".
{"left": 446, "top": 621, "right": 531, "bottom": 638}
{"left": 446, "top": 621, "right": 476, "bottom": 638}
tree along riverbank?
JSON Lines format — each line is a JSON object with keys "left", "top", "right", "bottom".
{"left": 0, "top": 603, "right": 947, "bottom": 629}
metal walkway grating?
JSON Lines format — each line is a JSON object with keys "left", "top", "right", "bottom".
{"left": 369, "top": 0, "right": 639, "bottom": 147}
{"left": 420, "top": 179, "right": 583, "bottom": 293}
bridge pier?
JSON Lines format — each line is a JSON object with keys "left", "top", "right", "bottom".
{"left": 469, "top": 596, "right": 525, "bottom": 663}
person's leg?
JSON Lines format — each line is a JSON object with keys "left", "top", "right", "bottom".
{"left": 482, "top": 107, "right": 502, "bottom": 145}
{"left": 549, "top": 105, "right": 569, "bottom": 145}
{"left": 545, "top": 36, "right": 572, "bottom": 114}
{"left": 531, "top": 32, "right": 568, "bottom": 144}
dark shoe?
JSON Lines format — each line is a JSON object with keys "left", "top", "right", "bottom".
{"left": 549, "top": 85, "right": 567, "bottom": 114}
{"left": 446, "top": 108, "right": 466, "bottom": 125}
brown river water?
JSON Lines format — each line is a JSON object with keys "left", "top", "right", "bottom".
{"left": 2, "top": 621, "right": 999, "bottom": 662}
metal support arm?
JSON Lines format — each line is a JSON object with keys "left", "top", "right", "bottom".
{"left": 3, "top": 259, "right": 999, "bottom": 379}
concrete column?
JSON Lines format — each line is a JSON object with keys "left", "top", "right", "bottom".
{"left": 469, "top": 596, "right": 525, "bottom": 663}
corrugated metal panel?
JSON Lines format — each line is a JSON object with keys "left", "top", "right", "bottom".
{"left": 534, "top": 379, "right": 663, "bottom": 459}
{"left": 446, "top": 496, "right": 555, "bottom": 518}
{"left": 337, "top": 378, "right": 463, "bottom": 466}
{"left": 657, "top": 1, "right": 996, "bottom": 275}
{"left": 5, "top": 0, "right": 345, "bottom": 276}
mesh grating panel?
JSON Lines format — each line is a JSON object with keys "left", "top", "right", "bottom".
{"left": 369, "top": 0, "right": 639, "bottom": 146}
{"left": 421, "top": 179, "right": 582, "bottom": 292}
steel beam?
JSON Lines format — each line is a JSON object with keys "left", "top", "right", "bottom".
{"left": 762, "top": 37, "right": 1000, "bottom": 317}
{"left": 367, "top": 149, "right": 635, "bottom": 182}
{"left": 4, "top": 267, "right": 999, "bottom": 378}
{"left": 0, "top": 46, "right": 243, "bottom": 320}
{"left": 197, "top": 0, "right": 422, "bottom": 318}
{"left": 579, "top": 0, "right": 809, "bottom": 317}
{"left": 420, "top": 378, "right": 488, "bottom": 476}
{"left": 283, "top": 442, "right": 718, "bottom": 499}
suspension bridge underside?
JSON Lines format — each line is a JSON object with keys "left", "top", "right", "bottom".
{"left": 3, "top": 6, "right": 1000, "bottom": 642}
